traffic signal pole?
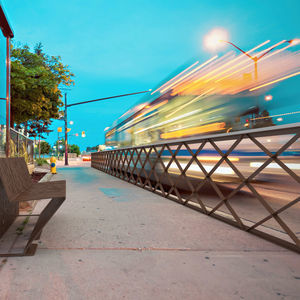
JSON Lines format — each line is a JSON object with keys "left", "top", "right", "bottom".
{"left": 63, "top": 89, "right": 151, "bottom": 166}
{"left": 64, "top": 92, "right": 68, "bottom": 166}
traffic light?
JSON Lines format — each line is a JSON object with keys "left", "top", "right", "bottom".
{"left": 81, "top": 131, "right": 86, "bottom": 137}
{"left": 57, "top": 127, "right": 62, "bottom": 133}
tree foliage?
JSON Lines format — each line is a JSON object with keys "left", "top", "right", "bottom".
{"left": 54, "top": 139, "right": 81, "bottom": 156}
{"left": 40, "top": 141, "right": 51, "bottom": 156}
{"left": 69, "top": 144, "right": 81, "bottom": 156}
{"left": 11, "top": 43, "right": 74, "bottom": 126}
{"left": 86, "top": 145, "right": 99, "bottom": 152}
{"left": 16, "top": 119, "right": 53, "bottom": 139}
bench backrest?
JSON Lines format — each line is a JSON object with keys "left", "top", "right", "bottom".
{"left": 0, "top": 158, "right": 32, "bottom": 201}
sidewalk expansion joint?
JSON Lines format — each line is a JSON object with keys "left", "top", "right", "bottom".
{"left": 38, "top": 246, "right": 289, "bottom": 253}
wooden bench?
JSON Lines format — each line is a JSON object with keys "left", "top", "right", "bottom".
{"left": 0, "top": 158, "right": 66, "bottom": 256}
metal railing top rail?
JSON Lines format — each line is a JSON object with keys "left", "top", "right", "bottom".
{"left": 10, "top": 127, "right": 33, "bottom": 141}
{"left": 98, "top": 122, "right": 300, "bottom": 152}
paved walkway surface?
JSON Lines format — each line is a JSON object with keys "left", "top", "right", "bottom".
{"left": 0, "top": 167, "right": 299, "bottom": 300}
{"left": 55, "top": 157, "right": 91, "bottom": 168}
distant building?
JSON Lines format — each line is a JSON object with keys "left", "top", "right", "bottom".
{"left": 0, "top": 3, "right": 13, "bottom": 156}
{"left": 98, "top": 144, "right": 106, "bottom": 151}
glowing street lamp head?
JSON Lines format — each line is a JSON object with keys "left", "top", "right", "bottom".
{"left": 204, "top": 28, "right": 229, "bottom": 50}
{"left": 288, "top": 38, "right": 300, "bottom": 46}
{"left": 265, "top": 95, "right": 273, "bottom": 101}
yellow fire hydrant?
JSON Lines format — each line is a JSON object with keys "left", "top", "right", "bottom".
{"left": 50, "top": 156, "right": 57, "bottom": 174}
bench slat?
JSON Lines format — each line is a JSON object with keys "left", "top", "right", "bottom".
{"left": 15, "top": 181, "right": 66, "bottom": 202}
{"left": 0, "top": 158, "right": 66, "bottom": 256}
{"left": 0, "top": 158, "right": 33, "bottom": 201}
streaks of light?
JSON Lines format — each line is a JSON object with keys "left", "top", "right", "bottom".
{"left": 203, "top": 40, "right": 271, "bottom": 83}
{"left": 166, "top": 88, "right": 214, "bottom": 119}
{"left": 250, "top": 110, "right": 300, "bottom": 121}
{"left": 134, "top": 109, "right": 203, "bottom": 135}
{"left": 173, "top": 40, "right": 271, "bottom": 95}
{"left": 160, "top": 122, "right": 226, "bottom": 139}
{"left": 159, "top": 56, "right": 218, "bottom": 93}
{"left": 250, "top": 162, "right": 300, "bottom": 170}
{"left": 216, "top": 41, "right": 293, "bottom": 84}
{"left": 150, "top": 61, "right": 199, "bottom": 95}
{"left": 134, "top": 100, "right": 168, "bottom": 120}
{"left": 249, "top": 71, "right": 300, "bottom": 91}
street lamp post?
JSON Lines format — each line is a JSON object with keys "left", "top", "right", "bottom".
{"left": 204, "top": 29, "right": 300, "bottom": 127}
{"left": 64, "top": 92, "right": 68, "bottom": 165}
{"left": 219, "top": 40, "right": 259, "bottom": 80}
{"left": 204, "top": 29, "right": 299, "bottom": 81}
{"left": 219, "top": 39, "right": 295, "bottom": 80}
{"left": 217, "top": 39, "right": 297, "bottom": 120}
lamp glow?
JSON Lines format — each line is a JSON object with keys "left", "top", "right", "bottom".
{"left": 289, "top": 38, "right": 300, "bottom": 45}
{"left": 204, "top": 28, "right": 229, "bottom": 50}
{"left": 265, "top": 95, "right": 273, "bottom": 101}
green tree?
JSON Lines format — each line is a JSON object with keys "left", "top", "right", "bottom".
{"left": 86, "top": 145, "right": 99, "bottom": 152}
{"left": 40, "top": 141, "right": 51, "bottom": 157}
{"left": 54, "top": 139, "right": 80, "bottom": 157}
{"left": 11, "top": 43, "right": 74, "bottom": 127}
{"left": 21, "top": 120, "right": 53, "bottom": 158}
{"left": 69, "top": 144, "right": 81, "bottom": 156}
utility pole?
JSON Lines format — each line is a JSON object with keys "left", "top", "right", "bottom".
{"left": 60, "top": 87, "right": 71, "bottom": 166}
{"left": 64, "top": 92, "right": 68, "bottom": 166}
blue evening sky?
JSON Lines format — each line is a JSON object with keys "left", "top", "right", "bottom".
{"left": 3, "top": 0, "right": 300, "bottom": 150}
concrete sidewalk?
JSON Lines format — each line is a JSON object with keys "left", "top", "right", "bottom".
{"left": 55, "top": 157, "right": 91, "bottom": 168}
{"left": 0, "top": 167, "right": 299, "bottom": 300}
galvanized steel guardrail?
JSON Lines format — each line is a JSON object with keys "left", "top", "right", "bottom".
{"left": 92, "top": 123, "right": 300, "bottom": 252}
